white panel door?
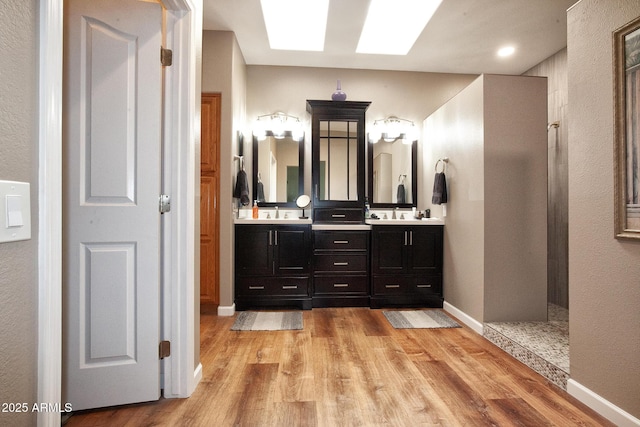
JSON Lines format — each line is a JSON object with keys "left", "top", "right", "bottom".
{"left": 63, "top": 0, "right": 163, "bottom": 411}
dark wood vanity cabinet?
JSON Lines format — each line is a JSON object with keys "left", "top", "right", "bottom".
{"left": 312, "top": 230, "right": 370, "bottom": 307}
{"left": 370, "top": 225, "right": 444, "bottom": 308}
{"left": 235, "top": 224, "right": 312, "bottom": 310}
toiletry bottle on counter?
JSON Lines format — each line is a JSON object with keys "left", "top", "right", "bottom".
{"left": 252, "top": 200, "right": 259, "bottom": 219}
{"left": 364, "top": 197, "right": 370, "bottom": 219}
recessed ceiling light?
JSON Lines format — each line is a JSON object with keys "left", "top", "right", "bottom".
{"left": 356, "top": 0, "right": 443, "bottom": 55}
{"left": 497, "top": 46, "right": 516, "bottom": 57}
{"left": 260, "top": 0, "right": 329, "bottom": 51}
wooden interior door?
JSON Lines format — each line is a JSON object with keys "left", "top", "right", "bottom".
{"left": 200, "top": 94, "right": 221, "bottom": 305}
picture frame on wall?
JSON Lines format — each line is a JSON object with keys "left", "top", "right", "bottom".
{"left": 614, "top": 15, "right": 640, "bottom": 239}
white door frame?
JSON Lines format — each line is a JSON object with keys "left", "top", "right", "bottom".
{"left": 37, "top": 0, "right": 201, "bottom": 425}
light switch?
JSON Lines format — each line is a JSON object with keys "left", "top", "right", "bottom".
{"left": 6, "top": 195, "right": 24, "bottom": 227}
{"left": 0, "top": 180, "right": 31, "bottom": 243}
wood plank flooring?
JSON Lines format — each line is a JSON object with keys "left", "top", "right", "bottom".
{"left": 65, "top": 307, "right": 612, "bottom": 426}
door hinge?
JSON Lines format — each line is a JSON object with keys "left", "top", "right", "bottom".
{"left": 160, "top": 47, "right": 173, "bottom": 66}
{"left": 159, "top": 340, "right": 171, "bottom": 359}
{"left": 159, "top": 194, "right": 171, "bottom": 214}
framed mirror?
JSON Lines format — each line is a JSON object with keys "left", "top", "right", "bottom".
{"left": 252, "top": 131, "right": 304, "bottom": 207}
{"left": 367, "top": 136, "right": 417, "bottom": 207}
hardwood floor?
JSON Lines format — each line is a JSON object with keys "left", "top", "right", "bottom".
{"left": 65, "top": 307, "right": 612, "bottom": 426}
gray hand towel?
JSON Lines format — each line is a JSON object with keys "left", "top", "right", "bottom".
{"left": 396, "top": 184, "right": 406, "bottom": 204}
{"left": 233, "top": 169, "right": 250, "bottom": 206}
{"left": 432, "top": 172, "right": 448, "bottom": 205}
{"left": 256, "top": 181, "right": 265, "bottom": 203}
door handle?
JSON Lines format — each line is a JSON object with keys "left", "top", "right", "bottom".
{"left": 333, "top": 240, "right": 349, "bottom": 244}
{"left": 268, "top": 230, "right": 272, "bottom": 246}
{"left": 333, "top": 262, "right": 349, "bottom": 266}
{"left": 274, "top": 230, "right": 278, "bottom": 246}
{"left": 385, "top": 284, "right": 400, "bottom": 288}
{"left": 331, "top": 214, "right": 346, "bottom": 218}
{"left": 404, "top": 231, "right": 408, "bottom": 246}
{"left": 410, "top": 231, "right": 413, "bottom": 246}
{"left": 249, "top": 286, "right": 265, "bottom": 290}
{"left": 333, "top": 283, "right": 349, "bottom": 288}
{"left": 282, "top": 285, "right": 298, "bottom": 290}
{"left": 417, "top": 284, "right": 432, "bottom": 288}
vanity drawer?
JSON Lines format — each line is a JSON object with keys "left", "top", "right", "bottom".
{"left": 314, "top": 231, "right": 368, "bottom": 251}
{"left": 314, "top": 253, "right": 368, "bottom": 273}
{"left": 314, "top": 208, "right": 363, "bottom": 223}
{"left": 236, "top": 277, "right": 309, "bottom": 297}
{"left": 372, "top": 275, "right": 441, "bottom": 296}
{"left": 313, "top": 276, "right": 368, "bottom": 295}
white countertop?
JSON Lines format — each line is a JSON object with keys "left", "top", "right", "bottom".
{"left": 365, "top": 217, "right": 445, "bottom": 225}
{"left": 235, "top": 217, "right": 312, "bottom": 225}
{"left": 234, "top": 217, "right": 443, "bottom": 226}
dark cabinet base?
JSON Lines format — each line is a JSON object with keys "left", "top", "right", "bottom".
{"left": 312, "top": 295, "right": 370, "bottom": 308}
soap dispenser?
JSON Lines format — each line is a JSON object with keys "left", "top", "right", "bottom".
{"left": 252, "top": 200, "right": 259, "bottom": 219}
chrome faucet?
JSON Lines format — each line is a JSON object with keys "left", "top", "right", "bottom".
{"left": 392, "top": 207, "right": 399, "bottom": 219}
{"left": 275, "top": 206, "right": 279, "bottom": 219}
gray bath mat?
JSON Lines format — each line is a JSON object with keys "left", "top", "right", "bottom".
{"left": 231, "top": 311, "right": 303, "bottom": 331}
{"left": 383, "top": 310, "right": 461, "bottom": 329}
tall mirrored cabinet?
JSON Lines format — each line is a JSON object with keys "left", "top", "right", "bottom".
{"left": 307, "top": 100, "right": 370, "bottom": 222}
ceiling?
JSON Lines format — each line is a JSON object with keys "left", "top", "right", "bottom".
{"left": 203, "top": 0, "right": 577, "bottom": 75}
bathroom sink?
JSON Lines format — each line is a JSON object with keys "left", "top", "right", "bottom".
{"left": 365, "top": 217, "right": 444, "bottom": 225}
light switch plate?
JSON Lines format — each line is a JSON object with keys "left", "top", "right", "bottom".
{"left": 0, "top": 180, "right": 31, "bottom": 243}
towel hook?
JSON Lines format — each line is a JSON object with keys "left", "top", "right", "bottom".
{"left": 435, "top": 157, "right": 449, "bottom": 173}
{"left": 233, "top": 155, "right": 244, "bottom": 171}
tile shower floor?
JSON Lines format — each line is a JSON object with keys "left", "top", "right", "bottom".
{"left": 483, "top": 304, "right": 569, "bottom": 389}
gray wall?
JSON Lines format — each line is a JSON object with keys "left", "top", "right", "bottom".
{"left": 0, "top": 1, "right": 39, "bottom": 426}
{"left": 246, "top": 66, "right": 477, "bottom": 209}
{"left": 202, "top": 31, "right": 247, "bottom": 310}
{"left": 424, "top": 75, "right": 548, "bottom": 323}
{"left": 524, "top": 49, "right": 569, "bottom": 309}
{"left": 567, "top": 0, "right": 640, "bottom": 418}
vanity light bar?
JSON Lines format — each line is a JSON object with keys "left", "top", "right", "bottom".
{"left": 254, "top": 112, "right": 303, "bottom": 140}
{"left": 369, "top": 116, "right": 417, "bottom": 143}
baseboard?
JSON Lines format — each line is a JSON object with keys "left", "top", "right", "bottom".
{"left": 217, "top": 304, "right": 235, "bottom": 317}
{"left": 567, "top": 379, "right": 640, "bottom": 427}
{"left": 193, "top": 362, "right": 202, "bottom": 384}
{"left": 443, "top": 301, "right": 483, "bottom": 335}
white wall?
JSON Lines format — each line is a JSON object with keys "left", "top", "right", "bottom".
{"left": 567, "top": 0, "right": 640, "bottom": 419}
{"left": 0, "top": 1, "right": 38, "bottom": 426}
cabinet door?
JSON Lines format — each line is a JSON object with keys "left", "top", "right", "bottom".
{"left": 407, "top": 226, "right": 442, "bottom": 274}
{"left": 235, "top": 225, "right": 273, "bottom": 276}
{"left": 274, "top": 226, "right": 310, "bottom": 274}
{"left": 371, "top": 227, "right": 407, "bottom": 273}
